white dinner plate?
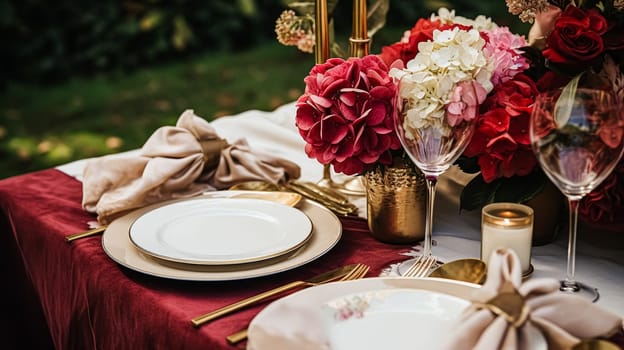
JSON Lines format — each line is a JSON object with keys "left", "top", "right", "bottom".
{"left": 247, "top": 277, "right": 547, "bottom": 350}
{"left": 101, "top": 191, "right": 342, "bottom": 281}
{"left": 129, "top": 198, "right": 312, "bottom": 265}
{"left": 322, "top": 288, "right": 468, "bottom": 350}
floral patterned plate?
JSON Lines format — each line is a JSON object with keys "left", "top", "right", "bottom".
{"left": 321, "top": 288, "right": 467, "bottom": 350}
{"left": 246, "top": 278, "right": 547, "bottom": 350}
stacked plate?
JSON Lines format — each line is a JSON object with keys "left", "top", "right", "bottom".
{"left": 101, "top": 191, "right": 343, "bottom": 281}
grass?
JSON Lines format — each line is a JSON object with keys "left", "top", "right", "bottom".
{"left": 0, "top": 42, "right": 317, "bottom": 179}
{"left": 0, "top": 25, "right": 409, "bottom": 180}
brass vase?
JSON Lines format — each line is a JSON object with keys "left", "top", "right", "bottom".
{"left": 364, "top": 156, "right": 426, "bottom": 244}
{"left": 525, "top": 181, "right": 565, "bottom": 246}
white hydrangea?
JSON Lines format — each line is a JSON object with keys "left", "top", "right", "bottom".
{"left": 390, "top": 26, "right": 494, "bottom": 137}
{"left": 431, "top": 8, "right": 498, "bottom": 31}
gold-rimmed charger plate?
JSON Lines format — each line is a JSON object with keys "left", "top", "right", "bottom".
{"left": 101, "top": 191, "right": 342, "bottom": 281}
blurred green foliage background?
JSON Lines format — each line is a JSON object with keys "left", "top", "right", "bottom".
{"left": 0, "top": 0, "right": 527, "bottom": 179}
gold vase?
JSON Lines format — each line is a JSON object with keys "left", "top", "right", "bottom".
{"left": 525, "top": 181, "right": 566, "bottom": 246}
{"left": 365, "top": 157, "right": 426, "bottom": 244}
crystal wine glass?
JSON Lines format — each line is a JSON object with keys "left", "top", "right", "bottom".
{"left": 394, "top": 76, "right": 479, "bottom": 275}
{"left": 530, "top": 87, "right": 624, "bottom": 300}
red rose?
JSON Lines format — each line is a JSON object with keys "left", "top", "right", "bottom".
{"left": 543, "top": 5, "right": 607, "bottom": 69}
{"left": 296, "top": 55, "right": 400, "bottom": 175}
{"left": 535, "top": 71, "right": 570, "bottom": 92}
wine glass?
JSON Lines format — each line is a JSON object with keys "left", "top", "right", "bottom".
{"left": 530, "top": 87, "right": 624, "bottom": 300}
{"left": 394, "top": 77, "right": 479, "bottom": 275}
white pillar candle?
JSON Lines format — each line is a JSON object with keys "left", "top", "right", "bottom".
{"left": 481, "top": 203, "right": 534, "bottom": 274}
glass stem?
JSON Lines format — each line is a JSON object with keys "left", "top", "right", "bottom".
{"left": 423, "top": 176, "right": 438, "bottom": 257}
{"left": 562, "top": 198, "right": 580, "bottom": 292}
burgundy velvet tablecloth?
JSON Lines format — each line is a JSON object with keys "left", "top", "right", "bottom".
{"left": 0, "top": 169, "right": 414, "bottom": 350}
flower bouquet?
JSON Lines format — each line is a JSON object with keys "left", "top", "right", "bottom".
{"left": 490, "top": 0, "right": 624, "bottom": 231}
{"left": 277, "top": 1, "right": 624, "bottom": 232}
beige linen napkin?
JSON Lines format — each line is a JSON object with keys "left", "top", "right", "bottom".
{"left": 82, "top": 109, "right": 300, "bottom": 224}
{"left": 443, "top": 248, "right": 623, "bottom": 350}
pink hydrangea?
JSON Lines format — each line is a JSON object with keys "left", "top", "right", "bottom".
{"left": 483, "top": 27, "right": 529, "bottom": 87}
{"left": 446, "top": 80, "right": 488, "bottom": 127}
{"left": 295, "top": 55, "right": 401, "bottom": 175}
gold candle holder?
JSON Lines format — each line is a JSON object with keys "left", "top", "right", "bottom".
{"left": 481, "top": 202, "right": 534, "bottom": 275}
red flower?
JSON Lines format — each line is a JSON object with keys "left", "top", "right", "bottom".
{"left": 295, "top": 55, "right": 400, "bottom": 175}
{"left": 543, "top": 5, "right": 608, "bottom": 70}
{"left": 463, "top": 73, "right": 539, "bottom": 182}
{"left": 379, "top": 18, "right": 442, "bottom": 67}
{"left": 535, "top": 71, "right": 570, "bottom": 92}
{"left": 580, "top": 161, "right": 624, "bottom": 225}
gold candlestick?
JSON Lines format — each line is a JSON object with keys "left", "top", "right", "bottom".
{"left": 314, "top": 0, "right": 367, "bottom": 197}
{"left": 314, "top": 0, "right": 337, "bottom": 191}
{"left": 334, "top": 0, "right": 368, "bottom": 196}
{"left": 349, "top": 0, "right": 369, "bottom": 58}
{"left": 315, "top": 0, "right": 329, "bottom": 64}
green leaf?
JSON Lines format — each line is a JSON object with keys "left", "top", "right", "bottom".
{"left": 455, "top": 156, "right": 480, "bottom": 174}
{"left": 172, "top": 15, "right": 193, "bottom": 51}
{"left": 288, "top": 1, "right": 339, "bottom": 16}
{"left": 237, "top": 0, "right": 257, "bottom": 17}
{"left": 288, "top": 2, "right": 314, "bottom": 15}
{"left": 367, "top": 0, "right": 390, "bottom": 38}
{"left": 492, "top": 171, "right": 547, "bottom": 204}
{"left": 554, "top": 72, "right": 583, "bottom": 126}
{"left": 460, "top": 176, "right": 501, "bottom": 211}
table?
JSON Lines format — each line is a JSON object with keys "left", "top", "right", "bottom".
{"left": 2, "top": 103, "right": 623, "bottom": 349}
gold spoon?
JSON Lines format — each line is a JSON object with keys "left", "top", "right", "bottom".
{"left": 428, "top": 258, "right": 487, "bottom": 284}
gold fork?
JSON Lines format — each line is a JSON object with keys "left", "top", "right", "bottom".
{"left": 192, "top": 263, "right": 369, "bottom": 327}
{"left": 225, "top": 263, "right": 370, "bottom": 345}
{"left": 402, "top": 255, "right": 438, "bottom": 278}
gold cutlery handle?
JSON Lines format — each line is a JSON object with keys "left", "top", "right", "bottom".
{"left": 284, "top": 183, "right": 355, "bottom": 215}
{"left": 65, "top": 226, "right": 107, "bottom": 243}
{"left": 191, "top": 280, "right": 305, "bottom": 327}
{"left": 226, "top": 328, "right": 248, "bottom": 345}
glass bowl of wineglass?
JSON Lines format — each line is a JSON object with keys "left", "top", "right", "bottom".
{"left": 530, "top": 86, "right": 624, "bottom": 300}
{"left": 394, "top": 76, "right": 481, "bottom": 275}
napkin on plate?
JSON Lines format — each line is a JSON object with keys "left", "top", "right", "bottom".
{"left": 442, "top": 248, "right": 624, "bottom": 350}
{"left": 82, "top": 109, "right": 301, "bottom": 224}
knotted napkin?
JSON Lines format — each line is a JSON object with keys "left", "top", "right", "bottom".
{"left": 82, "top": 109, "right": 300, "bottom": 224}
{"left": 442, "top": 249, "right": 623, "bottom": 350}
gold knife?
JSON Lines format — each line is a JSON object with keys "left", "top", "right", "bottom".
{"left": 191, "top": 264, "right": 360, "bottom": 328}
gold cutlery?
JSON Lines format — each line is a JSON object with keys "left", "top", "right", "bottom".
{"left": 230, "top": 180, "right": 359, "bottom": 216}
{"left": 223, "top": 263, "right": 370, "bottom": 344}
{"left": 191, "top": 263, "right": 369, "bottom": 328}
{"left": 428, "top": 258, "right": 487, "bottom": 284}
{"left": 65, "top": 226, "right": 107, "bottom": 243}
{"left": 402, "top": 255, "right": 438, "bottom": 278}
{"left": 573, "top": 339, "right": 621, "bottom": 350}
{"left": 290, "top": 181, "right": 355, "bottom": 208}
{"left": 287, "top": 181, "right": 358, "bottom": 213}
{"left": 65, "top": 191, "right": 304, "bottom": 243}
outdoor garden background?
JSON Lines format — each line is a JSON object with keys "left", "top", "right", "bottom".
{"left": 0, "top": 0, "right": 525, "bottom": 179}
